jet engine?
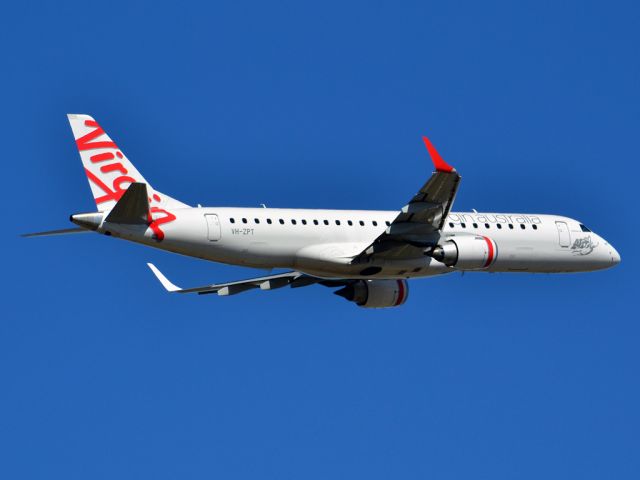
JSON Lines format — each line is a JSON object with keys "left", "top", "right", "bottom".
{"left": 430, "top": 235, "right": 497, "bottom": 270}
{"left": 335, "top": 279, "right": 408, "bottom": 308}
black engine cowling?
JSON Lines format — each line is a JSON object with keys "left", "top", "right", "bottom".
{"left": 431, "top": 235, "right": 497, "bottom": 270}
{"left": 335, "top": 279, "right": 409, "bottom": 308}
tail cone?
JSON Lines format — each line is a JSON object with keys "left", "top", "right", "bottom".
{"left": 70, "top": 212, "right": 104, "bottom": 230}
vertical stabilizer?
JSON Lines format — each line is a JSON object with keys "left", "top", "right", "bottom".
{"left": 67, "top": 114, "right": 189, "bottom": 212}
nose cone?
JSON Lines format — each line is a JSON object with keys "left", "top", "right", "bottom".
{"left": 611, "top": 245, "right": 621, "bottom": 266}
{"left": 590, "top": 234, "right": 620, "bottom": 270}
{"left": 600, "top": 237, "right": 621, "bottom": 269}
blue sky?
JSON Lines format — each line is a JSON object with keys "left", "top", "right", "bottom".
{"left": 2, "top": 1, "right": 639, "bottom": 478}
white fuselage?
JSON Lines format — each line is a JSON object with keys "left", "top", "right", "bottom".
{"left": 92, "top": 207, "right": 620, "bottom": 279}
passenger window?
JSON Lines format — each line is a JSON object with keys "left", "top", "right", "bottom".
{"left": 335, "top": 220, "right": 341, "bottom": 226}
{"left": 373, "top": 221, "right": 378, "bottom": 226}
{"left": 485, "top": 223, "right": 490, "bottom": 229}
{"left": 302, "top": 219, "right": 307, "bottom": 225}
{"left": 532, "top": 224, "right": 538, "bottom": 230}
{"left": 461, "top": 223, "right": 466, "bottom": 228}
{"left": 254, "top": 218, "right": 260, "bottom": 224}
{"left": 449, "top": 222, "right": 454, "bottom": 228}
{"left": 347, "top": 220, "right": 353, "bottom": 226}
{"left": 385, "top": 221, "right": 391, "bottom": 226}
{"left": 473, "top": 223, "right": 478, "bottom": 228}
{"left": 508, "top": 224, "right": 514, "bottom": 229}
{"left": 230, "top": 218, "right": 235, "bottom": 224}
{"left": 279, "top": 219, "right": 284, "bottom": 225}
{"left": 242, "top": 218, "right": 247, "bottom": 224}
{"left": 267, "top": 219, "right": 272, "bottom": 224}
{"left": 359, "top": 220, "right": 365, "bottom": 226}
{"left": 324, "top": 220, "right": 329, "bottom": 225}
{"left": 497, "top": 224, "right": 502, "bottom": 229}
{"left": 313, "top": 220, "right": 318, "bottom": 225}
{"left": 291, "top": 219, "right": 297, "bottom": 225}
{"left": 520, "top": 224, "right": 526, "bottom": 229}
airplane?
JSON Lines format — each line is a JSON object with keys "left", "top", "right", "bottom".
{"left": 24, "top": 114, "right": 621, "bottom": 308}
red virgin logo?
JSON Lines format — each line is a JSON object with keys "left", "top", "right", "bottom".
{"left": 77, "top": 119, "right": 176, "bottom": 241}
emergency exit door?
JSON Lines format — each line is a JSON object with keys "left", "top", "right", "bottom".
{"left": 205, "top": 214, "right": 221, "bottom": 241}
{"left": 555, "top": 221, "right": 571, "bottom": 247}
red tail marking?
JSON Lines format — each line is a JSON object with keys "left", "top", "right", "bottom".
{"left": 90, "top": 152, "right": 115, "bottom": 163}
{"left": 84, "top": 168, "right": 134, "bottom": 205}
{"left": 100, "top": 163, "right": 128, "bottom": 175}
{"left": 76, "top": 120, "right": 118, "bottom": 151}
{"left": 422, "top": 136, "right": 454, "bottom": 173}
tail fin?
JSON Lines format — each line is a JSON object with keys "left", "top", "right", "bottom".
{"left": 67, "top": 114, "right": 189, "bottom": 212}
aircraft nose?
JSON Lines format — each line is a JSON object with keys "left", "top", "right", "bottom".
{"left": 595, "top": 234, "right": 620, "bottom": 269}
{"left": 611, "top": 245, "right": 621, "bottom": 265}
{"left": 602, "top": 238, "right": 621, "bottom": 268}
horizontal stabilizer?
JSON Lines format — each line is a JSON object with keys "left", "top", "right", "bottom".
{"left": 105, "top": 183, "right": 149, "bottom": 224}
{"left": 21, "top": 227, "right": 92, "bottom": 238}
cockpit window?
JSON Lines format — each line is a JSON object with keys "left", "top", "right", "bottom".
{"left": 580, "top": 224, "right": 592, "bottom": 232}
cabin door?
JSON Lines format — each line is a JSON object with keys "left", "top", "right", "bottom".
{"left": 205, "top": 214, "right": 221, "bottom": 241}
{"left": 555, "top": 221, "right": 571, "bottom": 247}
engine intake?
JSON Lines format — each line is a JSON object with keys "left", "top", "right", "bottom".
{"left": 431, "top": 235, "right": 497, "bottom": 270}
{"left": 335, "top": 279, "right": 408, "bottom": 308}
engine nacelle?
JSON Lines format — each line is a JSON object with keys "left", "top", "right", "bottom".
{"left": 431, "top": 235, "right": 497, "bottom": 270}
{"left": 335, "top": 280, "right": 409, "bottom": 308}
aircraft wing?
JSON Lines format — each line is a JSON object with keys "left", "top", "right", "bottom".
{"left": 147, "top": 263, "right": 345, "bottom": 296}
{"left": 352, "top": 137, "right": 461, "bottom": 261}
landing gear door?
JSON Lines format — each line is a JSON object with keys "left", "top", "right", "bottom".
{"left": 205, "top": 214, "right": 221, "bottom": 241}
{"left": 555, "top": 221, "right": 571, "bottom": 247}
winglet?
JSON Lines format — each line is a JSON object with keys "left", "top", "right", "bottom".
{"left": 147, "top": 263, "right": 181, "bottom": 292}
{"left": 422, "top": 136, "right": 455, "bottom": 173}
